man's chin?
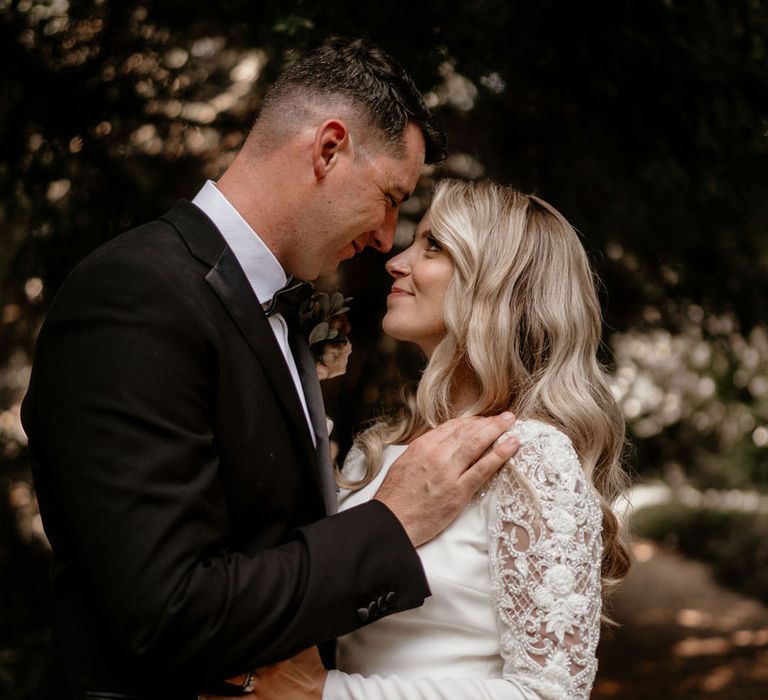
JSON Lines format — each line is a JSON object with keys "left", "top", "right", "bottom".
{"left": 327, "top": 248, "right": 356, "bottom": 270}
{"left": 316, "top": 259, "right": 344, "bottom": 278}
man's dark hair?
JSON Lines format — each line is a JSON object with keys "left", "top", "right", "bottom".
{"left": 261, "top": 37, "right": 447, "bottom": 165}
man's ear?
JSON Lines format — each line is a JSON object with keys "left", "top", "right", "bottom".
{"left": 312, "top": 120, "right": 350, "bottom": 178}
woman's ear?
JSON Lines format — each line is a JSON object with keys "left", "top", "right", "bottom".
{"left": 312, "top": 119, "right": 350, "bottom": 179}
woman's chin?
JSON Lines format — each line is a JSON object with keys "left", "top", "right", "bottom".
{"left": 381, "top": 316, "right": 405, "bottom": 341}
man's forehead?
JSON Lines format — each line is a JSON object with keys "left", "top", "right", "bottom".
{"left": 370, "top": 124, "right": 425, "bottom": 197}
{"left": 386, "top": 122, "right": 425, "bottom": 174}
{"left": 391, "top": 144, "right": 426, "bottom": 198}
{"left": 375, "top": 157, "right": 420, "bottom": 201}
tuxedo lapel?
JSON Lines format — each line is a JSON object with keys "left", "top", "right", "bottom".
{"left": 289, "top": 330, "right": 338, "bottom": 515}
{"left": 205, "top": 249, "right": 316, "bottom": 452}
{"left": 161, "top": 201, "right": 320, "bottom": 482}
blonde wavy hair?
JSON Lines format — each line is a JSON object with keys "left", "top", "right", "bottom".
{"left": 343, "top": 178, "right": 631, "bottom": 595}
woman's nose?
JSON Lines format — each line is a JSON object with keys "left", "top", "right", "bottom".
{"left": 385, "top": 249, "right": 410, "bottom": 278}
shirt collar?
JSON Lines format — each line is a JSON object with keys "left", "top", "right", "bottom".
{"left": 191, "top": 180, "right": 287, "bottom": 303}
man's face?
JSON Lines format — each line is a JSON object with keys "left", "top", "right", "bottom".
{"left": 300, "top": 123, "right": 426, "bottom": 279}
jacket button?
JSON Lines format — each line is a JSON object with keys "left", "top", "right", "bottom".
{"left": 377, "top": 595, "right": 388, "bottom": 613}
{"left": 386, "top": 591, "right": 396, "bottom": 606}
{"left": 368, "top": 601, "right": 380, "bottom": 618}
{"left": 356, "top": 607, "right": 370, "bottom": 623}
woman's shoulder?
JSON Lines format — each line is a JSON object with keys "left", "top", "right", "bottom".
{"left": 497, "top": 418, "right": 588, "bottom": 490}
{"left": 502, "top": 418, "right": 573, "bottom": 452}
{"left": 491, "top": 419, "right": 601, "bottom": 524}
{"left": 337, "top": 443, "right": 408, "bottom": 510}
{"left": 341, "top": 442, "right": 405, "bottom": 471}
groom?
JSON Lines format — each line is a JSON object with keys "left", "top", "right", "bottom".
{"left": 22, "top": 38, "right": 519, "bottom": 699}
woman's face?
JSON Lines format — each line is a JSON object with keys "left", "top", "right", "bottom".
{"left": 382, "top": 212, "right": 454, "bottom": 357}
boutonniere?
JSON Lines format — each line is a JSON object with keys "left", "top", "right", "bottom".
{"left": 298, "top": 290, "right": 353, "bottom": 380}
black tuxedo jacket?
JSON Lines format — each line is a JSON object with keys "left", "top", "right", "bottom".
{"left": 22, "top": 201, "right": 429, "bottom": 698}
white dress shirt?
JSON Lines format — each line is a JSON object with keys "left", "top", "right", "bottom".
{"left": 192, "top": 180, "right": 315, "bottom": 443}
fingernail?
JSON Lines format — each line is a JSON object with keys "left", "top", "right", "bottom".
{"left": 501, "top": 411, "right": 515, "bottom": 421}
{"left": 503, "top": 437, "right": 519, "bottom": 451}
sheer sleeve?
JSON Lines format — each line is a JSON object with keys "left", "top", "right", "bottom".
{"left": 487, "top": 422, "right": 603, "bottom": 699}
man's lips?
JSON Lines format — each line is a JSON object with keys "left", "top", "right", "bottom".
{"left": 339, "top": 241, "right": 362, "bottom": 261}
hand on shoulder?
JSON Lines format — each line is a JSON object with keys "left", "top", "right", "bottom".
{"left": 374, "top": 412, "right": 520, "bottom": 547}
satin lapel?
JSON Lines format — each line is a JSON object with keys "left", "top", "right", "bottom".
{"left": 289, "top": 330, "right": 338, "bottom": 515}
{"left": 162, "top": 200, "right": 321, "bottom": 488}
{"left": 205, "top": 246, "right": 318, "bottom": 470}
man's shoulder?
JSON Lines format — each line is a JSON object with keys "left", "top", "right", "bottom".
{"left": 48, "top": 207, "right": 210, "bottom": 317}
{"left": 85, "top": 213, "right": 185, "bottom": 268}
{"left": 72, "top": 202, "right": 215, "bottom": 283}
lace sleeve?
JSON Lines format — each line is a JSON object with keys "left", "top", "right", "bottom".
{"left": 488, "top": 422, "right": 603, "bottom": 700}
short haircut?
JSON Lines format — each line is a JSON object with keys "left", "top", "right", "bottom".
{"left": 257, "top": 37, "right": 447, "bottom": 165}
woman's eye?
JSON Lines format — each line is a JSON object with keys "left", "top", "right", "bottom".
{"left": 426, "top": 234, "right": 442, "bottom": 252}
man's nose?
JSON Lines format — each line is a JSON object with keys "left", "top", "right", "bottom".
{"left": 369, "top": 207, "right": 399, "bottom": 253}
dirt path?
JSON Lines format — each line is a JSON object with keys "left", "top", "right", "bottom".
{"left": 593, "top": 540, "right": 768, "bottom": 698}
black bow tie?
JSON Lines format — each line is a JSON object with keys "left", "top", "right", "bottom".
{"left": 262, "top": 278, "right": 312, "bottom": 322}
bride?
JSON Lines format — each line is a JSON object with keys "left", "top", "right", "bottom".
{"left": 242, "top": 178, "right": 630, "bottom": 699}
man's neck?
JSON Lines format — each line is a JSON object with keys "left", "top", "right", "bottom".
{"left": 216, "top": 168, "right": 271, "bottom": 233}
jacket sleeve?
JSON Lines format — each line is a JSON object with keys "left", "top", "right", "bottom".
{"left": 22, "top": 244, "right": 429, "bottom": 690}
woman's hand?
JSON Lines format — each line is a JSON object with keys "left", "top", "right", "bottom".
{"left": 251, "top": 646, "right": 327, "bottom": 700}
{"left": 197, "top": 671, "right": 256, "bottom": 700}
{"left": 202, "top": 647, "right": 327, "bottom": 700}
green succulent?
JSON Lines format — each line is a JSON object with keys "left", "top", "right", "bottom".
{"left": 298, "top": 290, "right": 353, "bottom": 359}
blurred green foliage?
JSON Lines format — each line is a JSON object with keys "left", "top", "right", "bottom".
{"left": 633, "top": 502, "right": 768, "bottom": 603}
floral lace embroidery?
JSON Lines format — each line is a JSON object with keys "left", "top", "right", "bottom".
{"left": 488, "top": 420, "right": 603, "bottom": 699}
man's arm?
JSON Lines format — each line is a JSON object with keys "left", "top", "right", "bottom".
{"left": 22, "top": 248, "right": 425, "bottom": 684}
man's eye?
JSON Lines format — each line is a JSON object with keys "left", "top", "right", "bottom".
{"left": 387, "top": 195, "right": 399, "bottom": 208}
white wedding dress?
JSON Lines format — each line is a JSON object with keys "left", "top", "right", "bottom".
{"left": 323, "top": 420, "right": 604, "bottom": 700}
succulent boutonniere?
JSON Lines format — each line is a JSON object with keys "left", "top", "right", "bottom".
{"left": 298, "top": 290, "right": 353, "bottom": 380}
